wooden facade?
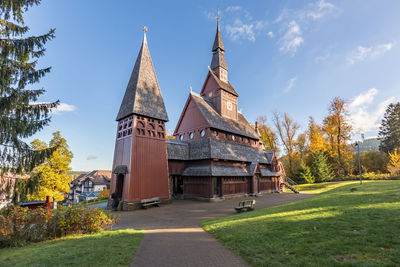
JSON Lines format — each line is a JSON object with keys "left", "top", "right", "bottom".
{"left": 110, "top": 22, "right": 286, "bottom": 210}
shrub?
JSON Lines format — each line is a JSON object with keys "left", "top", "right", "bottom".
{"left": 0, "top": 205, "right": 119, "bottom": 248}
{"left": 98, "top": 189, "right": 110, "bottom": 199}
{"left": 0, "top": 206, "right": 49, "bottom": 247}
{"left": 49, "top": 206, "right": 119, "bottom": 237}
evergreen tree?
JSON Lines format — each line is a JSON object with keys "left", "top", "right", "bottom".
{"left": 311, "top": 150, "right": 334, "bottom": 182}
{"left": 378, "top": 102, "right": 400, "bottom": 153}
{"left": 28, "top": 131, "right": 73, "bottom": 202}
{"left": 0, "top": 0, "right": 58, "bottom": 174}
{"left": 296, "top": 161, "right": 314, "bottom": 183}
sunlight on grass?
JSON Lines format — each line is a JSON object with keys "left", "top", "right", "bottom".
{"left": 0, "top": 229, "right": 143, "bottom": 267}
{"left": 202, "top": 181, "right": 400, "bottom": 266}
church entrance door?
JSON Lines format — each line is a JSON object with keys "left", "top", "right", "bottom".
{"left": 116, "top": 174, "right": 125, "bottom": 199}
{"left": 213, "top": 177, "right": 221, "bottom": 197}
{"left": 172, "top": 176, "right": 183, "bottom": 196}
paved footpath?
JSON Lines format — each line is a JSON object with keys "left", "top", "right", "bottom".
{"left": 113, "top": 193, "right": 313, "bottom": 267}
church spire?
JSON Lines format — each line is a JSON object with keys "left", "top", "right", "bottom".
{"left": 210, "top": 15, "right": 228, "bottom": 81}
{"left": 116, "top": 27, "right": 168, "bottom": 121}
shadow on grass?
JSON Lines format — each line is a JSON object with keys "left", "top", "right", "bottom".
{"left": 201, "top": 181, "right": 400, "bottom": 266}
{"left": 0, "top": 229, "right": 144, "bottom": 267}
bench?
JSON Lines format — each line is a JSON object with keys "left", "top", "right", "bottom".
{"left": 235, "top": 199, "right": 256, "bottom": 213}
{"left": 140, "top": 197, "right": 160, "bottom": 209}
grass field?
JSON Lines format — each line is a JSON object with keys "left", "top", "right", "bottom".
{"left": 0, "top": 229, "right": 143, "bottom": 267}
{"left": 201, "top": 181, "right": 400, "bottom": 266}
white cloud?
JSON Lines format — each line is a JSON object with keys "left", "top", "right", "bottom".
{"left": 274, "top": 0, "right": 338, "bottom": 55}
{"left": 52, "top": 103, "right": 76, "bottom": 114}
{"left": 348, "top": 88, "right": 394, "bottom": 134}
{"left": 226, "top": 19, "right": 256, "bottom": 42}
{"left": 86, "top": 155, "right": 97, "bottom": 160}
{"left": 347, "top": 42, "right": 396, "bottom": 65}
{"left": 279, "top": 21, "right": 304, "bottom": 54}
{"left": 267, "top": 31, "right": 275, "bottom": 38}
{"left": 314, "top": 53, "right": 330, "bottom": 62}
{"left": 30, "top": 102, "right": 76, "bottom": 114}
{"left": 283, "top": 77, "right": 297, "bottom": 93}
{"left": 305, "top": 0, "right": 337, "bottom": 20}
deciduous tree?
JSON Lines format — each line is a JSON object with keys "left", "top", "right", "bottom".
{"left": 273, "top": 112, "right": 300, "bottom": 177}
{"left": 322, "top": 97, "right": 352, "bottom": 176}
{"left": 308, "top": 116, "right": 326, "bottom": 154}
{"left": 28, "top": 132, "right": 73, "bottom": 203}
{"left": 256, "top": 115, "right": 278, "bottom": 152}
{"left": 387, "top": 148, "right": 400, "bottom": 176}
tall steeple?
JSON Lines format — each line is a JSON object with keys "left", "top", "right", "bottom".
{"left": 210, "top": 16, "right": 228, "bottom": 81}
{"left": 116, "top": 27, "right": 168, "bottom": 121}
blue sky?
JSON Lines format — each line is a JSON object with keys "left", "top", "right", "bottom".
{"left": 25, "top": 1, "right": 400, "bottom": 171}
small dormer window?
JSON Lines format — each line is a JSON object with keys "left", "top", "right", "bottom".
{"left": 220, "top": 68, "right": 228, "bottom": 82}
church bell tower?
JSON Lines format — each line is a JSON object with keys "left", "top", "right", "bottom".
{"left": 110, "top": 27, "right": 170, "bottom": 210}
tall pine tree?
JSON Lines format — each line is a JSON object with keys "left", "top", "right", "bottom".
{"left": 0, "top": 0, "right": 58, "bottom": 174}
{"left": 379, "top": 102, "right": 400, "bottom": 153}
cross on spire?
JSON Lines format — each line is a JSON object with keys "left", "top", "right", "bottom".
{"left": 142, "top": 26, "right": 148, "bottom": 33}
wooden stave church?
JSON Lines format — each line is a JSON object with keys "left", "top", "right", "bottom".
{"left": 109, "top": 22, "right": 286, "bottom": 210}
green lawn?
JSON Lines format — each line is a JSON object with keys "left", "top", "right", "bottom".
{"left": 0, "top": 229, "right": 143, "bottom": 267}
{"left": 201, "top": 181, "right": 400, "bottom": 266}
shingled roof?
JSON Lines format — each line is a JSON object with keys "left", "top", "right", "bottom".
{"left": 72, "top": 170, "right": 111, "bottom": 186}
{"left": 167, "top": 137, "right": 275, "bottom": 164}
{"left": 116, "top": 33, "right": 168, "bottom": 121}
{"left": 190, "top": 92, "right": 258, "bottom": 139}
{"left": 211, "top": 21, "right": 228, "bottom": 71}
{"left": 208, "top": 68, "right": 238, "bottom": 96}
{"left": 182, "top": 164, "right": 251, "bottom": 177}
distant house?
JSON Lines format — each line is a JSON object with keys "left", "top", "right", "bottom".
{"left": 68, "top": 170, "right": 111, "bottom": 203}
{"left": 0, "top": 173, "right": 30, "bottom": 209}
{"left": 354, "top": 138, "right": 381, "bottom": 153}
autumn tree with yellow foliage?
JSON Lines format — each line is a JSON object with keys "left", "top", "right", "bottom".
{"left": 256, "top": 115, "right": 279, "bottom": 152}
{"left": 387, "top": 148, "right": 400, "bottom": 176}
{"left": 322, "top": 97, "right": 353, "bottom": 176}
{"left": 28, "top": 131, "right": 73, "bottom": 203}
{"left": 308, "top": 116, "right": 326, "bottom": 153}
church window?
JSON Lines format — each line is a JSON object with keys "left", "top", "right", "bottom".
{"left": 214, "top": 131, "right": 218, "bottom": 137}
{"left": 189, "top": 132, "right": 194, "bottom": 139}
{"left": 224, "top": 133, "right": 227, "bottom": 139}
{"left": 179, "top": 135, "right": 183, "bottom": 141}
{"left": 232, "top": 135, "right": 236, "bottom": 141}
{"left": 227, "top": 101, "right": 233, "bottom": 111}
{"left": 200, "top": 130, "right": 205, "bottom": 137}
{"left": 240, "top": 137, "right": 243, "bottom": 142}
{"left": 136, "top": 128, "right": 141, "bottom": 135}
{"left": 220, "top": 68, "right": 228, "bottom": 82}
{"left": 208, "top": 91, "right": 213, "bottom": 97}
{"left": 128, "top": 121, "right": 132, "bottom": 127}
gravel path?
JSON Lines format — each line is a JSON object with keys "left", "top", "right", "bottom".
{"left": 113, "top": 193, "right": 313, "bottom": 267}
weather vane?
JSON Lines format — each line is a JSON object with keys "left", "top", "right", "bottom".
{"left": 142, "top": 26, "right": 148, "bottom": 33}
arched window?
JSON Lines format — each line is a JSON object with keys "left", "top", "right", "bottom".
{"left": 189, "top": 132, "right": 194, "bottom": 139}
{"left": 179, "top": 135, "right": 183, "bottom": 141}
{"left": 214, "top": 131, "right": 218, "bottom": 137}
{"left": 200, "top": 130, "right": 206, "bottom": 137}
